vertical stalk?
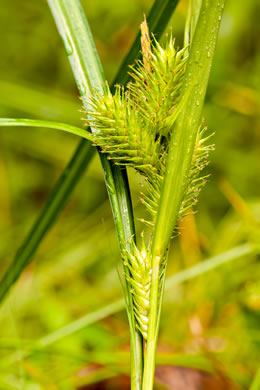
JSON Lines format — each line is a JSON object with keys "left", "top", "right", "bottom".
{"left": 47, "top": 1, "right": 143, "bottom": 388}
{"left": 142, "top": 1, "right": 225, "bottom": 389}
{"left": 184, "top": 0, "right": 202, "bottom": 48}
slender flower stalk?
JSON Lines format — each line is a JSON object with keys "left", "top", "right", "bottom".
{"left": 143, "top": 1, "right": 225, "bottom": 388}
{"left": 46, "top": 1, "right": 144, "bottom": 388}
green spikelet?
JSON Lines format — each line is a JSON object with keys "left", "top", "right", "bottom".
{"left": 86, "top": 84, "right": 162, "bottom": 177}
{"left": 124, "top": 234, "right": 168, "bottom": 340}
{"left": 128, "top": 37, "right": 187, "bottom": 137}
{"left": 124, "top": 237, "right": 152, "bottom": 339}
{"left": 141, "top": 126, "right": 214, "bottom": 227}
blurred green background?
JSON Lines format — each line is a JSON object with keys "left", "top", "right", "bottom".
{"left": 0, "top": 0, "right": 259, "bottom": 389}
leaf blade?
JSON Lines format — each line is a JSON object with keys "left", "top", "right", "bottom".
{"left": 0, "top": 118, "right": 92, "bottom": 140}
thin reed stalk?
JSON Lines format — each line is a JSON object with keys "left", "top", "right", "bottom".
{"left": 143, "top": 1, "right": 225, "bottom": 388}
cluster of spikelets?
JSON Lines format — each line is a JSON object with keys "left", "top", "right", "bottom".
{"left": 85, "top": 35, "right": 189, "bottom": 219}
{"left": 83, "top": 22, "right": 213, "bottom": 339}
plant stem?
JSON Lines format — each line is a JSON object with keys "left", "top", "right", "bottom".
{"left": 110, "top": 166, "right": 144, "bottom": 386}
{"left": 47, "top": 1, "right": 144, "bottom": 388}
{"left": 99, "top": 157, "right": 144, "bottom": 389}
{"left": 184, "top": 0, "right": 202, "bottom": 48}
{"left": 143, "top": 1, "right": 225, "bottom": 388}
{"left": 154, "top": 0, "right": 225, "bottom": 256}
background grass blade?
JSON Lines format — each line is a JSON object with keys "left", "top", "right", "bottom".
{"left": 0, "top": 139, "right": 95, "bottom": 302}
{"left": 37, "top": 299, "right": 124, "bottom": 348}
{"left": 250, "top": 367, "right": 260, "bottom": 390}
{"left": 0, "top": 118, "right": 92, "bottom": 140}
{"left": 165, "top": 243, "right": 253, "bottom": 288}
{"left": 0, "top": 80, "right": 81, "bottom": 123}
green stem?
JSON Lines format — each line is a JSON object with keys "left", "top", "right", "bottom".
{"left": 143, "top": 1, "right": 225, "bottom": 389}
{"left": 154, "top": 1, "right": 225, "bottom": 255}
{"left": 47, "top": 1, "right": 143, "bottom": 388}
{"left": 144, "top": 256, "right": 161, "bottom": 386}
{"left": 184, "top": 0, "right": 202, "bottom": 48}
{"left": 99, "top": 157, "right": 144, "bottom": 388}
{"left": 110, "top": 165, "right": 144, "bottom": 386}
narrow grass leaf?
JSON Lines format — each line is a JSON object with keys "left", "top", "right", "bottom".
{"left": 250, "top": 367, "right": 260, "bottom": 390}
{"left": 0, "top": 118, "right": 92, "bottom": 141}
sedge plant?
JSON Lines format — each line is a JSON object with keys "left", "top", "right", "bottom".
{"left": 0, "top": 0, "right": 225, "bottom": 388}
{"left": 0, "top": 2, "right": 180, "bottom": 387}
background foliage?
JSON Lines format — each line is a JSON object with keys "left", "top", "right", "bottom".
{"left": 0, "top": 0, "right": 259, "bottom": 389}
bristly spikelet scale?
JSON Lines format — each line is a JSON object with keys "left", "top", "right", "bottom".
{"left": 142, "top": 126, "right": 214, "bottom": 227}
{"left": 128, "top": 37, "right": 187, "bottom": 136}
{"left": 178, "top": 127, "right": 214, "bottom": 221}
{"left": 86, "top": 82, "right": 160, "bottom": 172}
